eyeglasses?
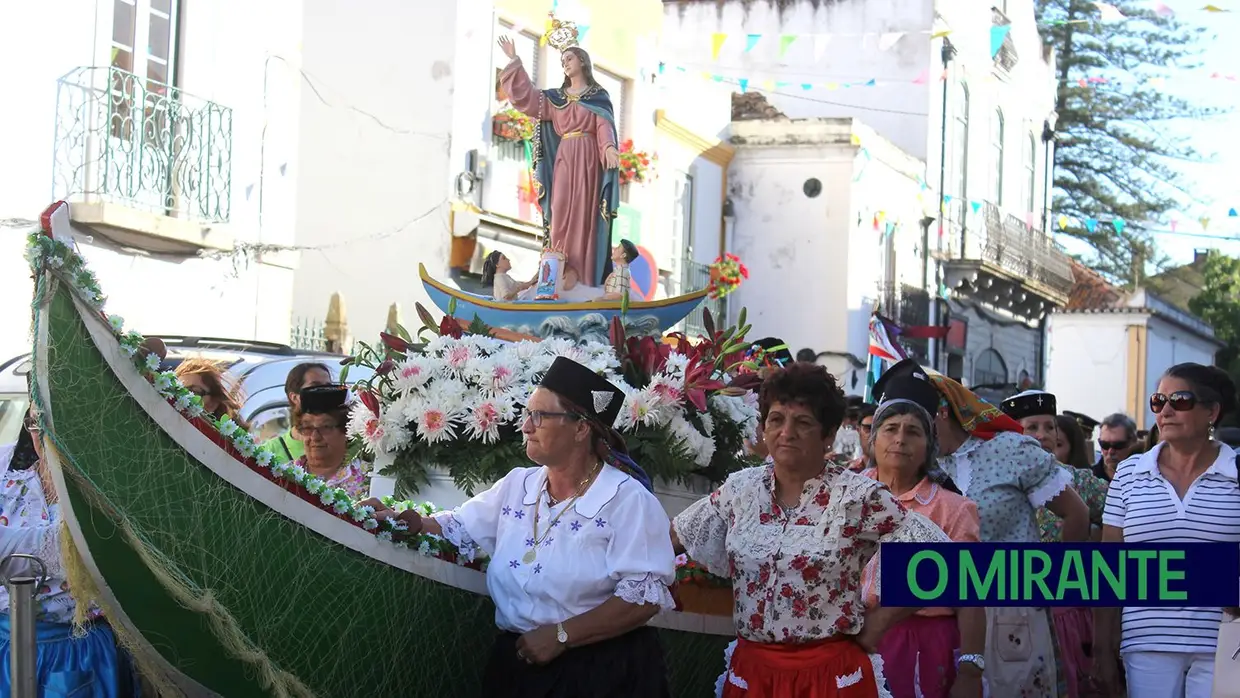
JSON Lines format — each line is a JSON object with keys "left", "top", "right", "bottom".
{"left": 1098, "top": 440, "right": 1131, "bottom": 451}
{"left": 520, "top": 409, "right": 580, "bottom": 428}
{"left": 1149, "top": 391, "right": 1201, "bottom": 414}
{"left": 858, "top": 422, "right": 873, "bottom": 432}
{"left": 300, "top": 425, "right": 343, "bottom": 438}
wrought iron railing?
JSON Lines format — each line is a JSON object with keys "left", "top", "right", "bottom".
{"left": 945, "top": 202, "right": 1073, "bottom": 298}
{"left": 289, "top": 317, "right": 328, "bottom": 353}
{"left": 681, "top": 260, "right": 725, "bottom": 339}
{"left": 485, "top": 137, "right": 540, "bottom": 225}
{"left": 52, "top": 66, "right": 232, "bottom": 223}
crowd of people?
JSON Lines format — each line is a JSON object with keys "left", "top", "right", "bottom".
{"left": 1, "top": 331, "right": 1238, "bottom": 698}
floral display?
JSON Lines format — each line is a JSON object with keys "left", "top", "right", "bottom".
{"left": 25, "top": 231, "right": 478, "bottom": 568}
{"left": 674, "top": 554, "right": 731, "bottom": 589}
{"left": 707, "top": 253, "right": 750, "bottom": 299}
{"left": 617, "top": 139, "right": 652, "bottom": 186}
{"left": 492, "top": 107, "right": 537, "bottom": 142}
{"left": 343, "top": 307, "right": 764, "bottom": 496}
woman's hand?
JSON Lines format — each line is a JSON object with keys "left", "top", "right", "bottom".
{"left": 357, "top": 497, "right": 389, "bottom": 513}
{"left": 603, "top": 145, "right": 620, "bottom": 170}
{"left": 515, "top": 625, "right": 567, "bottom": 665}
{"left": 498, "top": 36, "right": 517, "bottom": 61}
{"left": 948, "top": 665, "right": 983, "bottom": 698}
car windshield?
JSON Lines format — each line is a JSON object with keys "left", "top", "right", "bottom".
{"left": 0, "top": 393, "right": 30, "bottom": 445}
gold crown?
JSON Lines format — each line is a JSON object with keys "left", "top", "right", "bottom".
{"left": 544, "top": 13, "right": 579, "bottom": 51}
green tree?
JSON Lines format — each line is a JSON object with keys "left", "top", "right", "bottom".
{"left": 1187, "top": 250, "right": 1240, "bottom": 426}
{"left": 1035, "top": 0, "right": 1216, "bottom": 285}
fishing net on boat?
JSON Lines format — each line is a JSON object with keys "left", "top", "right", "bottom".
{"left": 28, "top": 259, "right": 730, "bottom": 696}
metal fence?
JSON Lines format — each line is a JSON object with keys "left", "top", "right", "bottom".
{"left": 681, "top": 260, "right": 725, "bottom": 340}
{"left": 943, "top": 202, "right": 1073, "bottom": 299}
{"left": 52, "top": 66, "right": 233, "bottom": 222}
{"left": 289, "top": 317, "right": 328, "bottom": 353}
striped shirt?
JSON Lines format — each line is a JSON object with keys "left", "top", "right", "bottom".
{"left": 1102, "top": 440, "right": 1240, "bottom": 654}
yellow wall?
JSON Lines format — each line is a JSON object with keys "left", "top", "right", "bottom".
{"left": 494, "top": 0, "right": 662, "bottom": 76}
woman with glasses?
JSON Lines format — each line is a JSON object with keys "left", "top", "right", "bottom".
{"left": 294, "top": 385, "right": 369, "bottom": 500}
{"left": 174, "top": 358, "right": 249, "bottom": 430}
{"left": 361, "top": 357, "right": 675, "bottom": 697}
{"left": 1094, "top": 363, "right": 1240, "bottom": 698}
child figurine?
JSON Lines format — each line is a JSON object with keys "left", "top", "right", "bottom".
{"left": 597, "top": 239, "right": 638, "bottom": 301}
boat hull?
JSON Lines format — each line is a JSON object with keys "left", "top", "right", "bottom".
{"left": 419, "top": 263, "right": 708, "bottom": 334}
{"left": 34, "top": 277, "right": 731, "bottom": 697}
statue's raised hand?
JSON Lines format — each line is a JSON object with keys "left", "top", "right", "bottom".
{"left": 498, "top": 36, "right": 517, "bottom": 61}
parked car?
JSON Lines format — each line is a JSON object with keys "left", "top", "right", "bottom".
{"left": 0, "top": 336, "right": 374, "bottom": 447}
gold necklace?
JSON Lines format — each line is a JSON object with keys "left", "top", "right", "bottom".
{"left": 524, "top": 463, "right": 601, "bottom": 564}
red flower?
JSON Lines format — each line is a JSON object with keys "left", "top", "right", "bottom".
{"left": 801, "top": 565, "right": 821, "bottom": 582}
{"left": 780, "top": 583, "right": 795, "bottom": 598}
{"left": 792, "top": 597, "right": 809, "bottom": 617}
{"left": 375, "top": 358, "right": 396, "bottom": 376}
{"left": 814, "top": 490, "right": 831, "bottom": 507}
{"left": 358, "top": 389, "right": 380, "bottom": 416}
{"left": 438, "top": 314, "right": 463, "bottom": 339}
{"left": 789, "top": 555, "right": 809, "bottom": 571}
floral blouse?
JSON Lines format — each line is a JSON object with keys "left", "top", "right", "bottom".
{"left": 1037, "top": 466, "right": 1108, "bottom": 542}
{"left": 937, "top": 432, "right": 1073, "bottom": 543}
{"left": 297, "top": 458, "right": 370, "bottom": 501}
{"left": 673, "top": 460, "right": 950, "bottom": 644}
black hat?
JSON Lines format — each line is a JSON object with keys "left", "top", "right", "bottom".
{"left": 1063, "top": 410, "right": 1099, "bottom": 431}
{"left": 872, "top": 359, "right": 934, "bottom": 402}
{"left": 538, "top": 357, "right": 625, "bottom": 428}
{"left": 1001, "top": 390, "right": 1057, "bottom": 420}
{"left": 300, "top": 384, "right": 349, "bottom": 413}
{"left": 751, "top": 337, "right": 793, "bottom": 367}
{"left": 876, "top": 375, "right": 942, "bottom": 416}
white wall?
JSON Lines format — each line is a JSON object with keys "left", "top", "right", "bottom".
{"left": 0, "top": 0, "right": 300, "bottom": 361}
{"left": 1143, "top": 315, "right": 1221, "bottom": 429}
{"left": 1046, "top": 312, "right": 1131, "bottom": 423}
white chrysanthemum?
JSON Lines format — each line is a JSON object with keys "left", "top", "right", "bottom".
{"left": 107, "top": 315, "right": 124, "bottom": 333}
{"left": 523, "top": 354, "right": 555, "bottom": 381}
{"left": 153, "top": 372, "right": 176, "bottom": 395}
{"left": 699, "top": 409, "right": 715, "bottom": 437}
{"left": 669, "top": 413, "right": 716, "bottom": 468}
{"left": 647, "top": 374, "right": 685, "bottom": 408}
{"left": 413, "top": 402, "right": 458, "bottom": 444}
{"left": 539, "top": 337, "right": 577, "bottom": 357}
{"left": 254, "top": 450, "right": 274, "bottom": 467}
{"left": 422, "top": 334, "right": 458, "bottom": 356}
{"left": 508, "top": 340, "right": 543, "bottom": 361}
{"left": 464, "top": 394, "right": 516, "bottom": 443}
{"left": 442, "top": 342, "right": 475, "bottom": 374}
{"left": 662, "top": 352, "right": 691, "bottom": 376}
{"left": 464, "top": 334, "right": 504, "bottom": 356}
{"left": 145, "top": 353, "right": 162, "bottom": 372}
{"left": 365, "top": 519, "right": 381, "bottom": 532}
{"left": 467, "top": 354, "right": 522, "bottom": 395}
{"left": 711, "top": 393, "right": 760, "bottom": 442}
{"left": 617, "top": 389, "right": 665, "bottom": 431}
{"left": 391, "top": 356, "right": 437, "bottom": 393}
{"left": 425, "top": 378, "right": 469, "bottom": 415}
{"left": 217, "top": 417, "right": 239, "bottom": 437}
{"left": 173, "top": 392, "right": 194, "bottom": 412}
{"left": 333, "top": 500, "right": 350, "bottom": 515}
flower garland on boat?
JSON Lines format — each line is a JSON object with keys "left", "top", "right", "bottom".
{"left": 24, "top": 231, "right": 487, "bottom": 569}
{"left": 343, "top": 306, "right": 764, "bottom": 496}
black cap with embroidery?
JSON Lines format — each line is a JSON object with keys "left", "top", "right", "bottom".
{"left": 872, "top": 359, "right": 935, "bottom": 402}
{"left": 538, "top": 357, "right": 625, "bottom": 428}
{"left": 300, "top": 384, "right": 349, "bottom": 413}
{"left": 1063, "top": 410, "right": 1099, "bottom": 431}
{"left": 1001, "top": 390, "right": 1057, "bottom": 420}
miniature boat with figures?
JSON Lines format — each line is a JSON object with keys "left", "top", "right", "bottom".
{"left": 26, "top": 203, "right": 732, "bottom": 697}
{"left": 419, "top": 263, "right": 709, "bottom": 336}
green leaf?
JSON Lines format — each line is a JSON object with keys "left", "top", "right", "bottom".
{"left": 339, "top": 364, "right": 351, "bottom": 385}
{"left": 447, "top": 296, "right": 458, "bottom": 316}
{"left": 394, "top": 323, "right": 413, "bottom": 344}
{"left": 467, "top": 314, "right": 491, "bottom": 336}
{"left": 737, "top": 306, "right": 747, "bottom": 330}
{"left": 621, "top": 288, "right": 630, "bottom": 316}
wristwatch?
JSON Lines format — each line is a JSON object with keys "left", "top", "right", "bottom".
{"left": 957, "top": 653, "right": 985, "bottom": 672}
{"left": 556, "top": 622, "right": 569, "bottom": 645}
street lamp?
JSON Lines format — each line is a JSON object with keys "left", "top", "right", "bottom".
{"left": 930, "top": 38, "right": 957, "bottom": 372}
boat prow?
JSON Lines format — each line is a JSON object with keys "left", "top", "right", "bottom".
{"left": 418, "top": 263, "right": 708, "bottom": 335}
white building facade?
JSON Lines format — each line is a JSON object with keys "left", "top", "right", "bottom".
{"left": 1046, "top": 290, "right": 1223, "bottom": 431}
{"left": 662, "top": 0, "right": 1072, "bottom": 391}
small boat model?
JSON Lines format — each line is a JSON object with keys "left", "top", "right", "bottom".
{"left": 419, "top": 263, "right": 709, "bottom": 335}
{"left": 27, "top": 210, "right": 731, "bottom": 697}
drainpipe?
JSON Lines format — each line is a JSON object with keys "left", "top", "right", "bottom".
{"left": 931, "top": 39, "right": 956, "bottom": 372}
{"left": 1037, "top": 312, "right": 1048, "bottom": 388}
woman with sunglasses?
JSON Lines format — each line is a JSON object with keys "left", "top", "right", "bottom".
{"left": 1094, "top": 362, "right": 1240, "bottom": 698}
{"left": 361, "top": 357, "right": 676, "bottom": 697}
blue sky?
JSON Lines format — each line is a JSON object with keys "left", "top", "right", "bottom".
{"left": 1054, "top": 1, "right": 1240, "bottom": 268}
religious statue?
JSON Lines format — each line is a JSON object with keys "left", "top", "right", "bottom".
{"left": 498, "top": 14, "right": 622, "bottom": 289}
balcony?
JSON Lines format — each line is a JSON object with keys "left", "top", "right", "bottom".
{"left": 671, "top": 260, "right": 725, "bottom": 339}
{"left": 940, "top": 202, "right": 1073, "bottom": 319}
{"left": 483, "top": 136, "right": 542, "bottom": 229}
{"left": 52, "top": 66, "right": 233, "bottom": 253}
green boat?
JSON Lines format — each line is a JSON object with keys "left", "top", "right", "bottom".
{"left": 26, "top": 215, "right": 731, "bottom": 697}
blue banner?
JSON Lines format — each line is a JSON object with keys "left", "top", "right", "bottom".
{"left": 880, "top": 543, "right": 1240, "bottom": 607}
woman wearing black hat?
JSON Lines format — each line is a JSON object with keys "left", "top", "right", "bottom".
{"left": 365, "top": 357, "right": 675, "bottom": 697}
{"left": 296, "top": 385, "right": 369, "bottom": 500}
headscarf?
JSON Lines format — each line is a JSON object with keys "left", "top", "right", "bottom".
{"left": 926, "top": 373, "right": 1023, "bottom": 440}
{"left": 869, "top": 398, "right": 962, "bottom": 494}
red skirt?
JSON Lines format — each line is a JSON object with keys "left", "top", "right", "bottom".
{"left": 721, "top": 636, "right": 884, "bottom": 698}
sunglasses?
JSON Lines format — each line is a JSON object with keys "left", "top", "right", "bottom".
{"left": 1149, "top": 391, "right": 1202, "bottom": 414}
{"left": 1098, "top": 440, "right": 1130, "bottom": 451}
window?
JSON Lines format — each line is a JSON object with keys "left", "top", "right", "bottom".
{"left": 973, "top": 348, "right": 1008, "bottom": 387}
{"left": 672, "top": 171, "right": 694, "bottom": 271}
{"left": 593, "top": 66, "right": 628, "bottom": 141}
{"left": 1025, "top": 133, "right": 1038, "bottom": 217}
{"left": 990, "top": 109, "right": 1004, "bottom": 206}
{"left": 952, "top": 84, "right": 970, "bottom": 207}
{"left": 109, "top": 0, "right": 179, "bottom": 140}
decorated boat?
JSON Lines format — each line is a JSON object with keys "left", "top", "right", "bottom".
{"left": 419, "top": 263, "right": 709, "bottom": 338}
{"left": 26, "top": 207, "right": 735, "bottom": 697}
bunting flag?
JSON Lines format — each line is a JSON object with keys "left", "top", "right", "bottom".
{"left": 912, "top": 68, "right": 929, "bottom": 84}
{"left": 1112, "top": 218, "right": 1126, "bottom": 234}
{"left": 1203, "top": 4, "right": 1229, "bottom": 11}
{"left": 744, "top": 34, "right": 761, "bottom": 53}
{"left": 710, "top": 33, "right": 727, "bottom": 60}
{"left": 1093, "top": 2, "right": 1127, "bottom": 20}
{"left": 1154, "top": 2, "right": 1175, "bottom": 16}
{"left": 738, "top": 78, "right": 749, "bottom": 92}
{"left": 990, "top": 26, "right": 1011, "bottom": 58}
{"left": 578, "top": 24, "right": 590, "bottom": 44}
{"left": 778, "top": 34, "right": 797, "bottom": 58}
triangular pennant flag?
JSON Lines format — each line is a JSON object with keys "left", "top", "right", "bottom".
{"left": 825, "top": 82, "right": 840, "bottom": 90}
{"left": 912, "top": 69, "right": 929, "bottom": 85}
{"left": 879, "top": 32, "right": 905, "bottom": 51}
{"left": 932, "top": 29, "right": 953, "bottom": 39}
{"left": 1085, "top": 218, "right": 1098, "bottom": 233}
{"left": 744, "top": 34, "right": 761, "bottom": 53}
{"left": 944, "top": 195, "right": 954, "bottom": 204}
{"left": 761, "top": 80, "right": 775, "bottom": 91}
{"left": 711, "top": 33, "right": 727, "bottom": 60}
{"left": 1058, "top": 214, "right": 1069, "bottom": 230}
{"left": 990, "top": 26, "right": 1011, "bottom": 58}
{"left": 657, "top": 62, "right": 665, "bottom": 75}
{"left": 864, "top": 78, "right": 877, "bottom": 86}
{"left": 712, "top": 75, "right": 724, "bottom": 83}
{"left": 1112, "top": 218, "right": 1126, "bottom": 234}
{"left": 1203, "top": 4, "right": 1229, "bottom": 11}
{"left": 578, "top": 24, "right": 590, "bottom": 44}
{"left": 1154, "top": 2, "right": 1175, "bottom": 16}
{"left": 971, "top": 201, "right": 983, "bottom": 214}
{"left": 813, "top": 35, "right": 831, "bottom": 61}
{"left": 738, "top": 78, "right": 749, "bottom": 93}
{"left": 1230, "top": 208, "right": 1238, "bottom": 217}
{"left": 1093, "top": 2, "right": 1126, "bottom": 20}
{"left": 850, "top": 133, "right": 862, "bottom": 146}
{"left": 779, "top": 34, "right": 798, "bottom": 58}
{"left": 1201, "top": 216, "right": 1212, "bottom": 230}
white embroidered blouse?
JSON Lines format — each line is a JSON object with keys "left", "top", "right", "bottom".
{"left": 674, "top": 461, "right": 949, "bottom": 644}
{"left": 431, "top": 464, "right": 677, "bottom": 634}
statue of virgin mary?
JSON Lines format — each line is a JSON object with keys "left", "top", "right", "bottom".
{"left": 498, "top": 17, "right": 621, "bottom": 288}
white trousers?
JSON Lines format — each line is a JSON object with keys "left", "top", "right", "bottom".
{"left": 1122, "top": 651, "right": 1214, "bottom": 698}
